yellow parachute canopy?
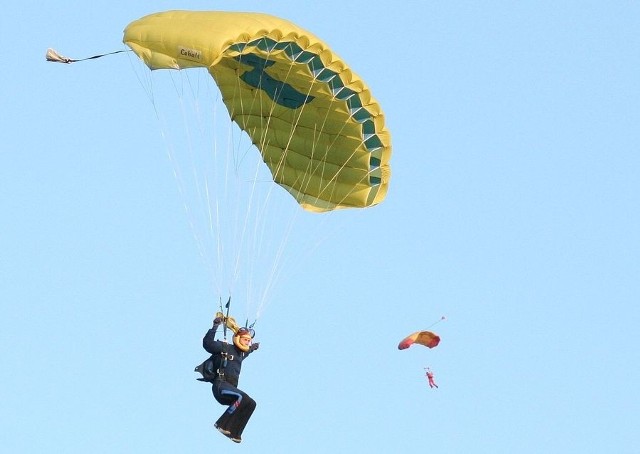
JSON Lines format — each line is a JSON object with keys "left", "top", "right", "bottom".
{"left": 123, "top": 10, "right": 391, "bottom": 212}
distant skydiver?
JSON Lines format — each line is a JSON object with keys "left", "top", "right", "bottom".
{"left": 425, "top": 367, "right": 438, "bottom": 389}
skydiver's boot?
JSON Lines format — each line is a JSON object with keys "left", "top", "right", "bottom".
{"left": 215, "top": 412, "right": 232, "bottom": 436}
{"left": 214, "top": 423, "right": 230, "bottom": 436}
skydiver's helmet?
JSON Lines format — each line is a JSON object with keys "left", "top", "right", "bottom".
{"left": 233, "top": 327, "right": 255, "bottom": 352}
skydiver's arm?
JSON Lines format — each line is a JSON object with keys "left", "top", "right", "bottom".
{"left": 203, "top": 323, "right": 221, "bottom": 354}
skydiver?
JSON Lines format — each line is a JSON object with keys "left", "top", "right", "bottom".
{"left": 425, "top": 367, "right": 438, "bottom": 389}
{"left": 197, "top": 315, "right": 260, "bottom": 443}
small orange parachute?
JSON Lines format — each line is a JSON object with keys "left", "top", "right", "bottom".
{"left": 398, "top": 331, "right": 440, "bottom": 350}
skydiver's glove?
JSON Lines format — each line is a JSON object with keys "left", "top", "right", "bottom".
{"left": 249, "top": 342, "right": 260, "bottom": 352}
{"left": 213, "top": 316, "right": 224, "bottom": 326}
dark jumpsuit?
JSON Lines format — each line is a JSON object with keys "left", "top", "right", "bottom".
{"left": 202, "top": 324, "right": 257, "bottom": 439}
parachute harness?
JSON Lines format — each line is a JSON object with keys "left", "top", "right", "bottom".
{"left": 213, "top": 297, "right": 255, "bottom": 379}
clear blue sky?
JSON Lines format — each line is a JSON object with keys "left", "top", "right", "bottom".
{"left": 2, "top": 1, "right": 639, "bottom": 452}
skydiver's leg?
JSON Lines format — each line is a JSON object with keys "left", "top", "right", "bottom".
{"left": 212, "top": 381, "right": 256, "bottom": 440}
{"left": 225, "top": 390, "right": 256, "bottom": 439}
{"left": 212, "top": 381, "right": 238, "bottom": 434}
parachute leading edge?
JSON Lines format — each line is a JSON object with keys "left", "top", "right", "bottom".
{"left": 123, "top": 10, "right": 391, "bottom": 213}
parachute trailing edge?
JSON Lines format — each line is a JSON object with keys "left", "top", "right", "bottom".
{"left": 123, "top": 10, "right": 391, "bottom": 212}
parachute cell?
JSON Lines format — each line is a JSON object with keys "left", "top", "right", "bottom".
{"left": 123, "top": 10, "right": 391, "bottom": 213}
